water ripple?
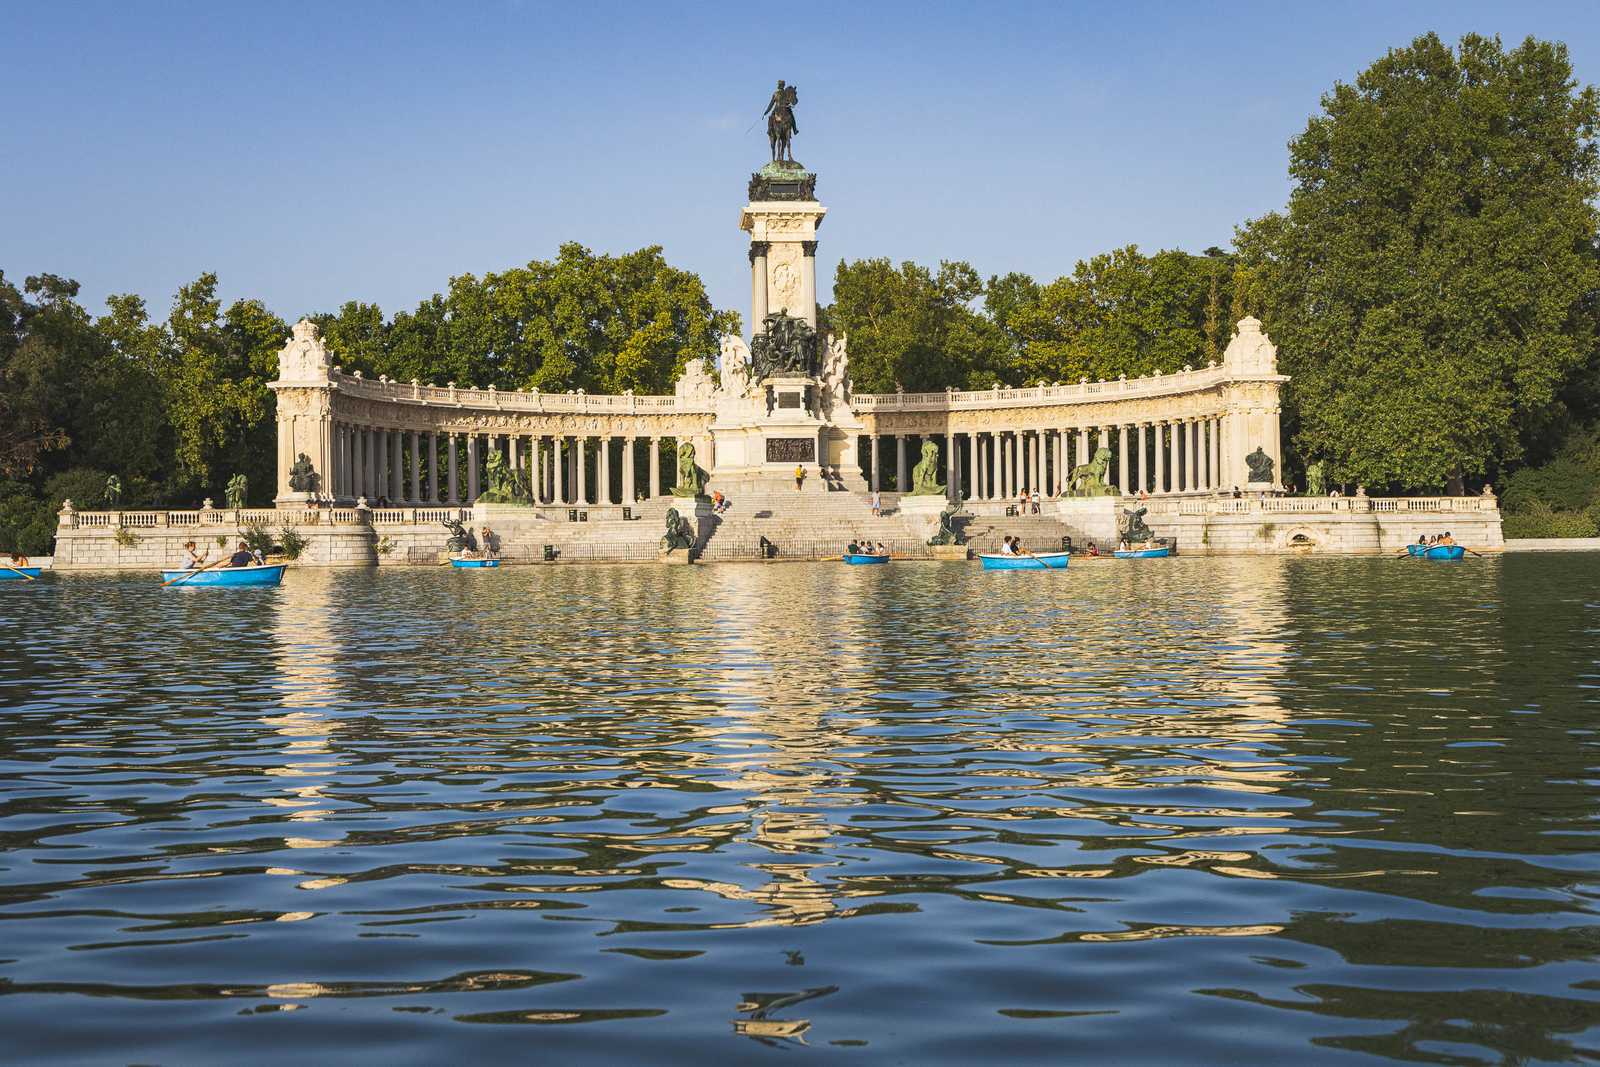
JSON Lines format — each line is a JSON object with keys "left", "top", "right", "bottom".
{"left": 0, "top": 556, "right": 1597, "bottom": 1062}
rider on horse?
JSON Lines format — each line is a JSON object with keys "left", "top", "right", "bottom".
{"left": 765, "top": 79, "right": 799, "bottom": 162}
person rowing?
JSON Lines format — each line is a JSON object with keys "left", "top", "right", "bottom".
{"left": 227, "top": 541, "right": 256, "bottom": 567}
{"left": 183, "top": 540, "right": 209, "bottom": 568}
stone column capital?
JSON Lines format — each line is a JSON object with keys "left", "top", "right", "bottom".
{"left": 800, "top": 241, "right": 817, "bottom": 257}
{"left": 748, "top": 241, "right": 771, "bottom": 263}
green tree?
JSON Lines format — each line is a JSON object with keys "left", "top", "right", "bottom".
{"left": 313, "top": 244, "right": 735, "bottom": 396}
{"left": 164, "top": 274, "right": 286, "bottom": 502}
{"left": 994, "top": 247, "right": 1219, "bottom": 384}
{"left": 1239, "top": 33, "right": 1600, "bottom": 491}
{"left": 826, "top": 258, "right": 1007, "bottom": 391}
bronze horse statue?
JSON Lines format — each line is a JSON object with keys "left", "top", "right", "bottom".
{"left": 766, "top": 80, "right": 798, "bottom": 163}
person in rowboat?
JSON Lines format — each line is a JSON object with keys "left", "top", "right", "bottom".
{"left": 9, "top": 551, "right": 28, "bottom": 566}
{"left": 183, "top": 540, "right": 208, "bottom": 568}
{"left": 227, "top": 541, "right": 255, "bottom": 567}
{"left": 998, "top": 536, "right": 1016, "bottom": 556}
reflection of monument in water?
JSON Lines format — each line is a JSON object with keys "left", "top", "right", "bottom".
{"left": 264, "top": 571, "right": 349, "bottom": 879}
{"left": 659, "top": 565, "right": 878, "bottom": 934}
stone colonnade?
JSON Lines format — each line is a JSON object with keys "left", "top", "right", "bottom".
{"left": 325, "top": 426, "right": 688, "bottom": 506}
{"left": 271, "top": 318, "right": 1287, "bottom": 507}
{"left": 857, "top": 415, "right": 1239, "bottom": 502}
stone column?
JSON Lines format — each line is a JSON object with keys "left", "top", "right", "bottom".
{"left": 447, "top": 434, "right": 459, "bottom": 504}
{"left": 1135, "top": 423, "right": 1147, "bottom": 493}
{"left": 1154, "top": 423, "right": 1167, "bottom": 493}
{"left": 1180, "top": 421, "right": 1191, "bottom": 493}
{"left": 386, "top": 431, "right": 398, "bottom": 502}
{"left": 946, "top": 434, "right": 959, "bottom": 502}
{"left": 1009, "top": 433, "right": 1019, "bottom": 498}
{"left": 868, "top": 435, "right": 880, "bottom": 492}
{"left": 408, "top": 432, "right": 420, "bottom": 504}
{"left": 895, "top": 436, "right": 907, "bottom": 492}
{"left": 427, "top": 432, "right": 439, "bottom": 503}
{"left": 1016, "top": 433, "right": 1024, "bottom": 497}
{"left": 555, "top": 437, "right": 567, "bottom": 503}
{"left": 1118, "top": 425, "right": 1130, "bottom": 495}
{"left": 799, "top": 241, "right": 818, "bottom": 329}
{"left": 648, "top": 437, "right": 660, "bottom": 499}
{"left": 1211, "top": 417, "right": 1222, "bottom": 492}
{"left": 1189, "top": 420, "right": 1200, "bottom": 493}
{"left": 1076, "top": 428, "right": 1088, "bottom": 466}
{"left": 749, "top": 242, "right": 770, "bottom": 329}
{"left": 622, "top": 437, "right": 636, "bottom": 503}
{"left": 972, "top": 435, "right": 985, "bottom": 502}
{"left": 464, "top": 434, "right": 477, "bottom": 502}
{"left": 333, "top": 425, "right": 344, "bottom": 498}
{"left": 576, "top": 436, "right": 588, "bottom": 505}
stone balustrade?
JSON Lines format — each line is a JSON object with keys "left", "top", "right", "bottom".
{"left": 1142, "top": 495, "right": 1499, "bottom": 516}
{"left": 57, "top": 506, "right": 472, "bottom": 529}
{"left": 333, "top": 372, "right": 707, "bottom": 414}
{"left": 852, "top": 365, "right": 1229, "bottom": 412}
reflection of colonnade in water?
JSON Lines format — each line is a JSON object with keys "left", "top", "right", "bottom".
{"left": 265, "top": 572, "right": 348, "bottom": 865}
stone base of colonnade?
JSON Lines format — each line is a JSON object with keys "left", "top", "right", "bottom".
{"left": 51, "top": 520, "right": 379, "bottom": 570}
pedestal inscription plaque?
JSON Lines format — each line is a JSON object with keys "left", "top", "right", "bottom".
{"left": 766, "top": 438, "right": 816, "bottom": 463}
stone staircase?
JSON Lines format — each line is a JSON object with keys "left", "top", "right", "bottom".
{"left": 959, "top": 511, "right": 1087, "bottom": 555}
{"left": 419, "top": 490, "right": 1050, "bottom": 563}
{"left": 695, "top": 489, "right": 923, "bottom": 560}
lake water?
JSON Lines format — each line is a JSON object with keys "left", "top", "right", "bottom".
{"left": 2, "top": 557, "right": 1598, "bottom": 1064}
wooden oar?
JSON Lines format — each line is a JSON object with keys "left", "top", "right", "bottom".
{"left": 162, "top": 556, "right": 228, "bottom": 586}
{"left": 1462, "top": 545, "right": 1486, "bottom": 557}
{"left": 2, "top": 562, "right": 36, "bottom": 581}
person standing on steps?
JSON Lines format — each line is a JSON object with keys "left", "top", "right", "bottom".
{"left": 794, "top": 464, "right": 806, "bottom": 491}
{"left": 871, "top": 488, "right": 881, "bottom": 517}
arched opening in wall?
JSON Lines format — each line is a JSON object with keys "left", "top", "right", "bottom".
{"left": 1287, "top": 531, "right": 1316, "bottom": 551}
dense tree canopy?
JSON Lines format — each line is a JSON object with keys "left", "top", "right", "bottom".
{"left": 1239, "top": 32, "right": 1600, "bottom": 492}
{"left": 0, "top": 246, "right": 735, "bottom": 553}
{"left": 315, "top": 243, "right": 737, "bottom": 395}
{"left": 824, "top": 248, "right": 1238, "bottom": 392}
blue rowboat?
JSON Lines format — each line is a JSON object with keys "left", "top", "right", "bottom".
{"left": 842, "top": 553, "right": 889, "bottom": 565}
{"left": 451, "top": 558, "right": 500, "bottom": 568}
{"left": 161, "top": 564, "right": 286, "bottom": 587}
{"left": 1408, "top": 544, "right": 1464, "bottom": 560}
{"left": 979, "top": 551, "right": 1070, "bottom": 571}
{"left": 0, "top": 566, "right": 43, "bottom": 581}
{"left": 1113, "top": 547, "right": 1170, "bottom": 559}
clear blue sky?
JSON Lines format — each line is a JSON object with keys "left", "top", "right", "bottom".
{"left": 4, "top": 1, "right": 1597, "bottom": 329}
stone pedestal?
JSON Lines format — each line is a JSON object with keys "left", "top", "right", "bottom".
{"left": 741, "top": 176, "right": 825, "bottom": 329}
{"left": 930, "top": 544, "right": 970, "bottom": 561}
{"left": 659, "top": 547, "right": 693, "bottom": 565}
{"left": 898, "top": 494, "right": 950, "bottom": 543}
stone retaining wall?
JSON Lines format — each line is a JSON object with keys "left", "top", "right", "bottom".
{"left": 1147, "top": 509, "right": 1504, "bottom": 554}
{"left": 1503, "top": 538, "right": 1600, "bottom": 552}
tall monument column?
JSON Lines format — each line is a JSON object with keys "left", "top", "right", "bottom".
{"left": 741, "top": 168, "right": 825, "bottom": 327}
